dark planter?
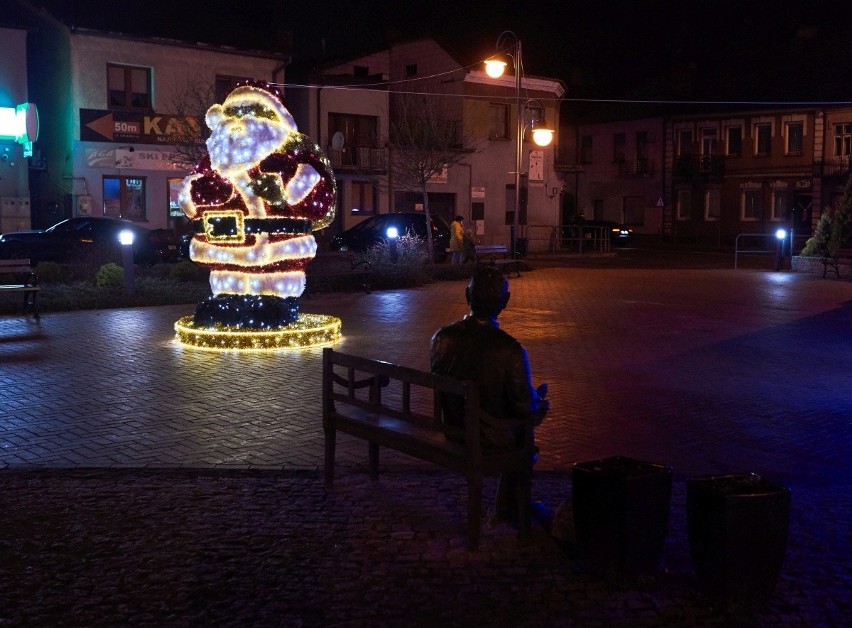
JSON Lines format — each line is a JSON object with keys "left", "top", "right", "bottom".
{"left": 687, "top": 473, "right": 790, "bottom": 613}
{"left": 572, "top": 455, "right": 673, "bottom": 582}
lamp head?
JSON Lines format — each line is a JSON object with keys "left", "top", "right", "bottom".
{"left": 484, "top": 57, "right": 508, "bottom": 78}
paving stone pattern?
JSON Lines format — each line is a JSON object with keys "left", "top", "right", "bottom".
{"left": 1, "top": 266, "right": 850, "bottom": 625}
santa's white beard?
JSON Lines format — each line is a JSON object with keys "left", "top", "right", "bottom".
{"left": 207, "top": 118, "right": 285, "bottom": 177}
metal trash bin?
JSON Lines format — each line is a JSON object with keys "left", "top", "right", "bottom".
{"left": 572, "top": 455, "right": 673, "bottom": 582}
{"left": 687, "top": 473, "right": 790, "bottom": 613}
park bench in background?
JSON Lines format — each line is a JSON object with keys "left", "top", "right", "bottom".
{"left": 474, "top": 243, "right": 523, "bottom": 278}
{"left": 0, "top": 259, "right": 40, "bottom": 319}
{"left": 820, "top": 247, "right": 852, "bottom": 278}
{"left": 322, "top": 348, "right": 533, "bottom": 550}
{"left": 305, "top": 252, "right": 372, "bottom": 296}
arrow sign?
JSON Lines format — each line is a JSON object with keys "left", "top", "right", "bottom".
{"left": 81, "top": 110, "right": 114, "bottom": 141}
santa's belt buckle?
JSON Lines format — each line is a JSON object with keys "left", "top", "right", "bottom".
{"left": 203, "top": 210, "right": 246, "bottom": 242}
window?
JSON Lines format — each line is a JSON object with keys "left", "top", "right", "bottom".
{"left": 677, "top": 129, "right": 693, "bottom": 156}
{"left": 701, "top": 128, "right": 718, "bottom": 155}
{"left": 676, "top": 189, "right": 691, "bottom": 220}
{"left": 579, "top": 135, "right": 593, "bottom": 164}
{"left": 613, "top": 133, "right": 626, "bottom": 163}
{"left": 704, "top": 190, "right": 721, "bottom": 220}
{"left": 786, "top": 122, "right": 803, "bottom": 155}
{"left": 107, "top": 64, "right": 151, "bottom": 111}
{"left": 215, "top": 75, "right": 251, "bottom": 102}
{"left": 834, "top": 123, "right": 852, "bottom": 157}
{"left": 741, "top": 185, "right": 762, "bottom": 220}
{"left": 405, "top": 64, "right": 417, "bottom": 76}
{"left": 726, "top": 126, "right": 743, "bottom": 156}
{"left": 488, "top": 103, "right": 509, "bottom": 140}
{"left": 771, "top": 183, "right": 789, "bottom": 221}
{"left": 350, "top": 181, "right": 377, "bottom": 215}
{"left": 755, "top": 123, "right": 772, "bottom": 155}
{"left": 167, "top": 177, "right": 183, "bottom": 219}
{"left": 328, "top": 113, "right": 379, "bottom": 167}
{"left": 103, "top": 176, "right": 145, "bottom": 220}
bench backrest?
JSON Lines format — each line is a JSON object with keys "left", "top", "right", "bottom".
{"left": 322, "top": 347, "right": 484, "bottom": 454}
{"left": 0, "top": 259, "right": 37, "bottom": 284}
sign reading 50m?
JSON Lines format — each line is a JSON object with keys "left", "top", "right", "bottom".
{"left": 80, "top": 109, "right": 201, "bottom": 144}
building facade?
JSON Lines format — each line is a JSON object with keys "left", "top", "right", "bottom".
{"left": 560, "top": 106, "right": 852, "bottom": 247}
{"left": 6, "top": 0, "right": 290, "bottom": 232}
{"left": 307, "top": 38, "right": 565, "bottom": 253}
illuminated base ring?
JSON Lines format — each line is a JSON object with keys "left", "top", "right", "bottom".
{"left": 174, "top": 314, "right": 341, "bottom": 351}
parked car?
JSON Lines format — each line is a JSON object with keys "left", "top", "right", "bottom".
{"left": 566, "top": 220, "right": 633, "bottom": 247}
{"left": 329, "top": 212, "right": 451, "bottom": 261}
{"left": 0, "top": 216, "right": 176, "bottom": 264}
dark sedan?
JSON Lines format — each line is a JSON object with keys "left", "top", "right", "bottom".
{"left": 329, "top": 212, "right": 450, "bottom": 261}
{"left": 0, "top": 216, "right": 176, "bottom": 264}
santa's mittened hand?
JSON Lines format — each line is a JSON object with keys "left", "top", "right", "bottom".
{"left": 251, "top": 173, "right": 286, "bottom": 206}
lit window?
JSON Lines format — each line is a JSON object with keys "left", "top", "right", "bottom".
{"left": 103, "top": 176, "right": 146, "bottom": 221}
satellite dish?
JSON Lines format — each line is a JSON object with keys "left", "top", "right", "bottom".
{"left": 331, "top": 131, "right": 345, "bottom": 150}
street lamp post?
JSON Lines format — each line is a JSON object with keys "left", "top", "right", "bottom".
{"left": 486, "top": 32, "right": 553, "bottom": 258}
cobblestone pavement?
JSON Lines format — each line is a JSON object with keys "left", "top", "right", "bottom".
{"left": 1, "top": 265, "right": 850, "bottom": 625}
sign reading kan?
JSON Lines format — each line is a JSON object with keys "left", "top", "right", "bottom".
{"left": 80, "top": 109, "right": 201, "bottom": 145}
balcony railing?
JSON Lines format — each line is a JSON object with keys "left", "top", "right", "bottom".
{"left": 813, "top": 157, "right": 852, "bottom": 178}
{"left": 673, "top": 154, "right": 725, "bottom": 178}
{"left": 617, "top": 159, "right": 655, "bottom": 177}
{"left": 327, "top": 146, "right": 387, "bottom": 171}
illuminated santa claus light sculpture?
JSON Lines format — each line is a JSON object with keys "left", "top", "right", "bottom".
{"left": 173, "top": 81, "right": 341, "bottom": 350}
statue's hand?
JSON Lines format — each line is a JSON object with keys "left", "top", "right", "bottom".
{"left": 250, "top": 173, "right": 286, "bottom": 206}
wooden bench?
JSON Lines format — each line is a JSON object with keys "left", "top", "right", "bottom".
{"left": 0, "top": 259, "right": 40, "bottom": 319}
{"left": 322, "top": 348, "right": 533, "bottom": 550}
{"left": 820, "top": 247, "right": 852, "bottom": 278}
{"left": 474, "top": 244, "right": 523, "bottom": 278}
{"left": 304, "top": 252, "right": 372, "bottom": 296}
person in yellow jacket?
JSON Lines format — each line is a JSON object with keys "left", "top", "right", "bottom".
{"left": 449, "top": 215, "right": 465, "bottom": 265}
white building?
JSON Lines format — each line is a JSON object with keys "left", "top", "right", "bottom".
{"left": 301, "top": 38, "right": 565, "bottom": 253}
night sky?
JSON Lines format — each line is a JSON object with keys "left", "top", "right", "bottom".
{"left": 18, "top": 0, "right": 852, "bottom": 105}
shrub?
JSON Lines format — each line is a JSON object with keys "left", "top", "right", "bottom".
{"left": 95, "top": 262, "right": 126, "bottom": 291}
{"left": 170, "top": 260, "right": 208, "bottom": 282}
{"left": 359, "top": 233, "right": 431, "bottom": 289}
{"left": 33, "top": 261, "right": 66, "bottom": 284}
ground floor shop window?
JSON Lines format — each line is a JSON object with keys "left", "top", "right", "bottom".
{"left": 103, "top": 176, "right": 145, "bottom": 221}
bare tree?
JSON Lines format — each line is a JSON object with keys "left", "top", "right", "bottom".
{"left": 167, "top": 78, "right": 215, "bottom": 168}
{"left": 388, "top": 91, "right": 477, "bottom": 265}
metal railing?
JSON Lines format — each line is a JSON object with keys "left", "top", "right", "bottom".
{"left": 560, "top": 225, "right": 612, "bottom": 253}
{"left": 733, "top": 230, "right": 808, "bottom": 269}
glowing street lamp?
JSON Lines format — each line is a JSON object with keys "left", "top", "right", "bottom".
{"left": 118, "top": 228, "right": 136, "bottom": 295}
{"left": 485, "top": 32, "right": 554, "bottom": 257}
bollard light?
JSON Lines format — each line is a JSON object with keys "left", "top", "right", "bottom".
{"left": 775, "top": 229, "right": 787, "bottom": 241}
{"left": 118, "top": 228, "right": 136, "bottom": 295}
{"left": 386, "top": 226, "right": 399, "bottom": 262}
